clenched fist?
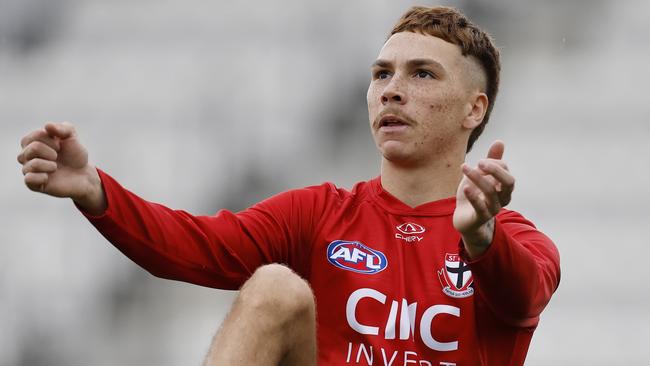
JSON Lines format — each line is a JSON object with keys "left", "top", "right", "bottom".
{"left": 17, "top": 122, "right": 106, "bottom": 215}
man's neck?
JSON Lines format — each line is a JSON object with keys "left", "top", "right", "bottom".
{"left": 380, "top": 153, "right": 464, "bottom": 208}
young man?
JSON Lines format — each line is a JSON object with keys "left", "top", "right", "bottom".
{"left": 17, "top": 6, "right": 560, "bottom": 366}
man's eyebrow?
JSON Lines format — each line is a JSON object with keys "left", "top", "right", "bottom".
{"left": 370, "top": 58, "right": 445, "bottom": 71}
{"left": 371, "top": 59, "right": 392, "bottom": 69}
{"left": 406, "top": 58, "right": 445, "bottom": 71}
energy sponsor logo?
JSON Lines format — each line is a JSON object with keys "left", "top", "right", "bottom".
{"left": 395, "top": 222, "right": 425, "bottom": 243}
{"left": 327, "top": 240, "right": 388, "bottom": 274}
{"left": 437, "top": 253, "right": 474, "bottom": 298}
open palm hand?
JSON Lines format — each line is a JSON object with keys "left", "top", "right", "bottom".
{"left": 453, "top": 141, "right": 515, "bottom": 256}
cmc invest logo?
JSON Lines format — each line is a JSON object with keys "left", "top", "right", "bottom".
{"left": 327, "top": 240, "right": 388, "bottom": 274}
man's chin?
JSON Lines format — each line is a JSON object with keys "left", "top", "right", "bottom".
{"left": 380, "top": 147, "right": 416, "bottom": 165}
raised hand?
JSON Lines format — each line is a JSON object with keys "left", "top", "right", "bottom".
{"left": 17, "top": 122, "right": 106, "bottom": 214}
{"left": 453, "top": 141, "right": 515, "bottom": 258}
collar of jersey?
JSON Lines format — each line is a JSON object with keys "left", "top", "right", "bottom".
{"left": 369, "top": 176, "right": 456, "bottom": 216}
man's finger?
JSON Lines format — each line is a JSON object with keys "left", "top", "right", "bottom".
{"left": 462, "top": 184, "right": 491, "bottom": 221}
{"left": 21, "top": 141, "right": 58, "bottom": 162}
{"left": 462, "top": 164, "right": 501, "bottom": 214}
{"left": 44, "top": 121, "right": 76, "bottom": 140}
{"left": 22, "top": 158, "right": 58, "bottom": 176}
{"left": 478, "top": 160, "right": 515, "bottom": 206}
{"left": 479, "top": 158, "right": 508, "bottom": 171}
{"left": 20, "top": 129, "right": 61, "bottom": 151}
{"left": 486, "top": 140, "right": 505, "bottom": 160}
{"left": 478, "top": 160, "right": 514, "bottom": 188}
{"left": 24, "top": 172, "right": 49, "bottom": 192}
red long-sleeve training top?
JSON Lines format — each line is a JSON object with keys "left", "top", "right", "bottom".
{"left": 80, "top": 169, "right": 560, "bottom": 366}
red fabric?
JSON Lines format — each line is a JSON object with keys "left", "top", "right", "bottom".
{"left": 81, "top": 168, "right": 560, "bottom": 366}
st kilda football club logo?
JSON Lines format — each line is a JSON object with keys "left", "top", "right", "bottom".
{"left": 437, "top": 253, "right": 475, "bottom": 298}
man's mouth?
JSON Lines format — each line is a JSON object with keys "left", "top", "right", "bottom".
{"left": 378, "top": 115, "right": 410, "bottom": 129}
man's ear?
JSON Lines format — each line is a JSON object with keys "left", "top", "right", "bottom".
{"left": 462, "top": 92, "right": 488, "bottom": 130}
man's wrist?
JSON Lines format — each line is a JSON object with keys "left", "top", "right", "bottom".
{"left": 73, "top": 166, "right": 107, "bottom": 216}
{"left": 461, "top": 217, "right": 495, "bottom": 259}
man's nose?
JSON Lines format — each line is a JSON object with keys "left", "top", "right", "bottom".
{"left": 381, "top": 77, "right": 407, "bottom": 105}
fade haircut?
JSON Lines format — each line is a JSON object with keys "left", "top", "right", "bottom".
{"left": 389, "top": 6, "right": 501, "bottom": 153}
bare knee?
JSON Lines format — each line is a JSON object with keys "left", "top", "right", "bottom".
{"left": 238, "top": 264, "right": 315, "bottom": 321}
{"left": 206, "top": 265, "right": 316, "bottom": 366}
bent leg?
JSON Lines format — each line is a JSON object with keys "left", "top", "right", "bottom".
{"left": 203, "top": 264, "right": 317, "bottom": 366}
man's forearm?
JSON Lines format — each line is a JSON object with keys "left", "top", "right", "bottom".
{"left": 460, "top": 217, "right": 494, "bottom": 259}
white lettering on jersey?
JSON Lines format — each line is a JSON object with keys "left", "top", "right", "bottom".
{"left": 331, "top": 248, "right": 382, "bottom": 269}
{"left": 381, "top": 348, "right": 398, "bottom": 366}
{"left": 346, "top": 342, "right": 352, "bottom": 363}
{"left": 404, "top": 351, "right": 417, "bottom": 365}
{"left": 346, "top": 288, "right": 460, "bottom": 352}
{"left": 345, "top": 342, "right": 456, "bottom": 365}
{"left": 385, "top": 300, "right": 398, "bottom": 339}
{"left": 366, "top": 253, "right": 381, "bottom": 269}
{"left": 346, "top": 288, "right": 387, "bottom": 336}
{"left": 420, "top": 305, "right": 460, "bottom": 351}
{"left": 331, "top": 247, "right": 352, "bottom": 261}
{"left": 395, "top": 233, "right": 424, "bottom": 243}
{"left": 350, "top": 248, "right": 365, "bottom": 263}
{"left": 356, "top": 342, "right": 373, "bottom": 364}
{"left": 400, "top": 299, "right": 417, "bottom": 340}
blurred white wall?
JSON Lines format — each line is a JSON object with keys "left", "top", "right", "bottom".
{"left": 1, "top": 0, "right": 649, "bottom": 365}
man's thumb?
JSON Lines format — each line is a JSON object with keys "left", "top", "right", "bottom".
{"left": 486, "top": 140, "right": 505, "bottom": 160}
{"left": 44, "top": 122, "right": 76, "bottom": 140}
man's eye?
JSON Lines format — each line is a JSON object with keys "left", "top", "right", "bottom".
{"left": 416, "top": 70, "right": 434, "bottom": 79}
{"left": 375, "top": 70, "right": 391, "bottom": 80}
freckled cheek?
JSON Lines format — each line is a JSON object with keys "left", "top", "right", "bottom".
{"left": 367, "top": 94, "right": 379, "bottom": 109}
{"left": 413, "top": 131, "right": 430, "bottom": 147}
{"left": 367, "top": 82, "right": 381, "bottom": 99}
{"left": 428, "top": 103, "right": 452, "bottom": 114}
{"left": 423, "top": 93, "right": 462, "bottom": 120}
{"left": 367, "top": 88, "right": 381, "bottom": 121}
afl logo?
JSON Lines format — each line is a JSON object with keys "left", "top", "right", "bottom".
{"left": 327, "top": 240, "right": 388, "bottom": 274}
{"left": 396, "top": 222, "right": 426, "bottom": 234}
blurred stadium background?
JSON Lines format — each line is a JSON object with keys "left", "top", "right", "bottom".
{"left": 1, "top": 0, "right": 649, "bottom": 365}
